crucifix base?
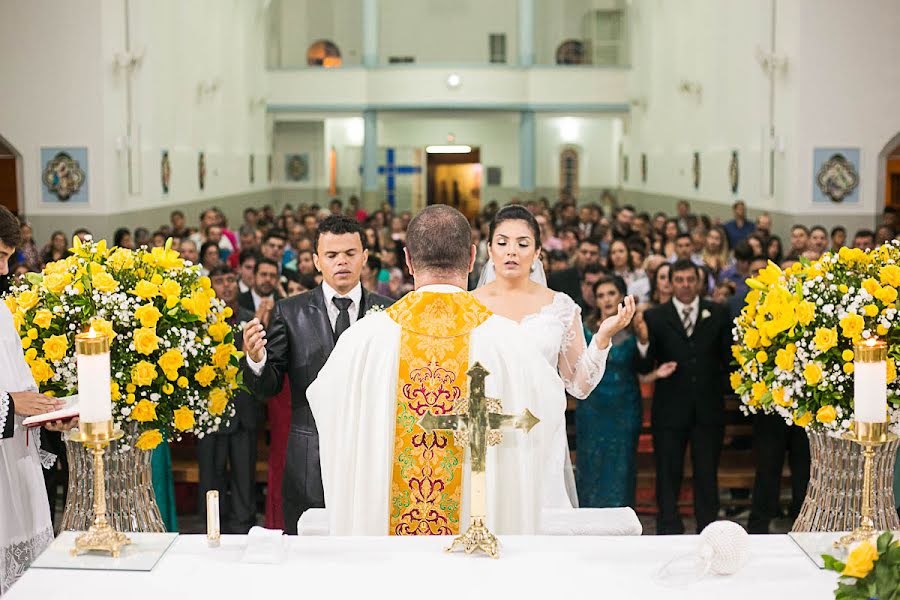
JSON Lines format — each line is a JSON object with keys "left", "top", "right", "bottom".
{"left": 446, "top": 517, "right": 499, "bottom": 559}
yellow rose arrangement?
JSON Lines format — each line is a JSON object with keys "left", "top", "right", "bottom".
{"left": 732, "top": 245, "right": 900, "bottom": 435}
{"left": 1, "top": 237, "right": 241, "bottom": 450}
{"left": 823, "top": 532, "right": 899, "bottom": 598}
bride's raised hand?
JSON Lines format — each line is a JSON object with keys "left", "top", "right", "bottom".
{"left": 594, "top": 295, "right": 637, "bottom": 349}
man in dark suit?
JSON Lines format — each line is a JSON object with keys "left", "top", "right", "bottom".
{"left": 198, "top": 265, "right": 259, "bottom": 533}
{"left": 243, "top": 216, "right": 392, "bottom": 534}
{"left": 237, "top": 257, "right": 283, "bottom": 321}
{"left": 548, "top": 237, "right": 602, "bottom": 309}
{"left": 636, "top": 259, "right": 732, "bottom": 534}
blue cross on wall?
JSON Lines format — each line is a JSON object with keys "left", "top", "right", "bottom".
{"left": 361, "top": 148, "right": 422, "bottom": 207}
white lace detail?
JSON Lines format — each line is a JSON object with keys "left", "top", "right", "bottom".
{"left": 552, "top": 294, "right": 609, "bottom": 399}
{"left": 0, "top": 390, "right": 8, "bottom": 437}
{"left": 0, "top": 527, "right": 53, "bottom": 594}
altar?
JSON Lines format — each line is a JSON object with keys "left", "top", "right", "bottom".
{"left": 8, "top": 534, "right": 838, "bottom": 599}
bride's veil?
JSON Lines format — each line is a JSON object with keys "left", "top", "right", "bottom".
{"left": 474, "top": 256, "right": 580, "bottom": 508}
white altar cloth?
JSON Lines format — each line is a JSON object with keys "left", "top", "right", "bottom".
{"left": 9, "top": 534, "right": 837, "bottom": 600}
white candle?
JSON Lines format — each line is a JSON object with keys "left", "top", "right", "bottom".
{"left": 854, "top": 338, "right": 888, "bottom": 423}
{"left": 75, "top": 328, "right": 112, "bottom": 424}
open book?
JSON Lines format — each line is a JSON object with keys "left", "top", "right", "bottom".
{"left": 22, "top": 395, "right": 79, "bottom": 428}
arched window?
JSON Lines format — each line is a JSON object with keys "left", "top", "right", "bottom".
{"left": 555, "top": 40, "right": 585, "bottom": 65}
{"left": 307, "top": 40, "right": 342, "bottom": 67}
{"left": 559, "top": 148, "right": 579, "bottom": 201}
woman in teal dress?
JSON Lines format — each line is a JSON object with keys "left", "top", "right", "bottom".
{"left": 151, "top": 437, "right": 178, "bottom": 532}
{"left": 576, "top": 275, "right": 674, "bottom": 507}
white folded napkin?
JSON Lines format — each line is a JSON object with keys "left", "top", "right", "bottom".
{"left": 241, "top": 526, "right": 285, "bottom": 564}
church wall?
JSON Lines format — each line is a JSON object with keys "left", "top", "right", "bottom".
{"left": 272, "top": 0, "right": 364, "bottom": 68}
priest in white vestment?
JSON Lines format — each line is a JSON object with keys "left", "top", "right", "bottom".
{"left": 306, "top": 206, "right": 567, "bottom": 536}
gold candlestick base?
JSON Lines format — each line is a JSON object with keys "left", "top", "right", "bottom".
{"left": 834, "top": 420, "right": 898, "bottom": 548}
{"left": 445, "top": 517, "right": 500, "bottom": 559}
{"left": 67, "top": 420, "right": 132, "bottom": 557}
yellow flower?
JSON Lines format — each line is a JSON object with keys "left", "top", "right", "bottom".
{"left": 30, "top": 358, "right": 54, "bottom": 384}
{"left": 775, "top": 347, "right": 795, "bottom": 371}
{"left": 755, "top": 350, "right": 768, "bottom": 364}
{"left": 126, "top": 383, "right": 136, "bottom": 393}
{"left": 759, "top": 286, "right": 798, "bottom": 339}
{"left": 12, "top": 311, "right": 24, "bottom": 333}
{"left": 4, "top": 296, "right": 17, "bottom": 314}
{"left": 877, "top": 324, "right": 890, "bottom": 336}
{"left": 195, "top": 365, "right": 216, "bottom": 387}
{"left": 110, "top": 381, "right": 121, "bottom": 401}
{"left": 91, "top": 271, "right": 119, "bottom": 293}
{"left": 841, "top": 541, "right": 878, "bottom": 579}
{"left": 793, "top": 410, "right": 813, "bottom": 428}
{"left": 131, "top": 360, "right": 158, "bottom": 386}
{"left": 732, "top": 345, "right": 745, "bottom": 365}
{"left": 174, "top": 406, "right": 195, "bottom": 431}
{"left": 107, "top": 248, "right": 135, "bottom": 270}
{"left": 135, "top": 429, "right": 163, "bottom": 451}
{"left": 134, "top": 304, "right": 162, "bottom": 328}
{"left": 208, "top": 321, "right": 231, "bottom": 343}
{"left": 207, "top": 387, "right": 228, "bottom": 415}
{"left": 198, "top": 276, "right": 212, "bottom": 290}
{"left": 133, "top": 327, "right": 159, "bottom": 355}
{"left": 730, "top": 372, "right": 742, "bottom": 391}
{"left": 177, "top": 376, "right": 189, "bottom": 388}
{"left": 843, "top": 362, "right": 855, "bottom": 374}
{"left": 158, "top": 348, "right": 184, "bottom": 376}
{"left": 43, "top": 272, "right": 72, "bottom": 294}
{"left": 32, "top": 309, "right": 53, "bottom": 329}
{"left": 875, "top": 286, "right": 898, "bottom": 304}
{"left": 145, "top": 246, "right": 184, "bottom": 271}
{"left": 804, "top": 363, "right": 823, "bottom": 386}
{"left": 813, "top": 328, "right": 838, "bottom": 353}
{"left": 131, "top": 280, "right": 159, "bottom": 300}
{"left": 90, "top": 317, "right": 117, "bottom": 340}
{"left": 862, "top": 277, "right": 881, "bottom": 296}
{"left": 750, "top": 381, "right": 768, "bottom": 405}
{"left": 839, "top": 313, "right": 865, "bottom": 339}
{"left": 756, "top": 261, "right": 783, "bottom": 286}
{"left": 42, "top": 334, "right": 68, "bottom": 362}
{"left": 838, "top": 284, "right": 849, "bottom": 294}
{"left": 842, "top": 349, "right": 855, "bottom": 362}
{"left": 794, "top": 300, "right": 815, "bottom": 326}
{"left": 222, "top": 306, "right": 233, "bottom": 319}
{"left": 771, "top": 386, "right": 792, "bottom": 407}
{"left": 744, "top": 328, "right": 760, "bottom": 350}
{"left": 150, "top": 273, "right": 163, "bottom": 285}
{"left": 816, "top": 405, "right": 837, "bottom": 423}
{"left": 162, "top": 383, "right": 174, "bottom": 394}
{"left": 159, "top": 279, "right": 181, "bottom": 299}
{"left": 20, "top": 336, "right": 31, "bottom": 349}
{"left": 212, "top": 343, "right": 235, "bottom": 370}
{"left": 888, "top": 360, "right": 897, "bottom": 384}
{"left": 27, "top": 328, "right": 37, "bottom": 340}
{"left": 24, "top": 348, "right": 37, "bottom": 362}
{"left": 880, "top": 265, "right": 900, "bottom": 287}
{"left": 17, "top": 289, "right": 39, "bottom": 311}
{"left": 131, "top": 399, "right": 158, "bottom": 422}
{"left": 863, "top": 304, "right": 878, "bottom": 317}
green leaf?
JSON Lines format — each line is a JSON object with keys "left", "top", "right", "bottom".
{"left": 878, "top": 531, "right": 893, "bottom": 555}
{"left": 25, "top": 272, "right": 43, "bottom": 285}
{"left": 822, "top": 554, "right": 846, "bottom": 573}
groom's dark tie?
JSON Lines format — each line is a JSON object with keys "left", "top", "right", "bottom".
{"left": 332, "top": 297, "right": 353, "bottom": 341}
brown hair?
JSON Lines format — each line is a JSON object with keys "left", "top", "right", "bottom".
{"left": 0, "top": 207, "right": 22, "bottom": 249}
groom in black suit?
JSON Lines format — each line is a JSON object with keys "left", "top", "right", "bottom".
{"left": 243, "top": 216, "right": 393, "bottom": 534}
{"left": 636, "top": 260, "right": 732, "bottom": 534}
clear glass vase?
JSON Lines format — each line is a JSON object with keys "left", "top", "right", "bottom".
{"left": 792, "top": 429, "right": 900, "bottom": 532}
{"left": 60, "top": 427, "right": 165, "bottom": 533}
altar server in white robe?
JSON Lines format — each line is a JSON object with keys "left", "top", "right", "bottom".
{"left": 303, "top": 205, "right": 566, "bottom": 536}
{"left": 0, "top": 207, "right": 73, "bottom": 594}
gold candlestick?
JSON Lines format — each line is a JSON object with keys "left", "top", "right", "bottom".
{"left": 68, "top": 420, "right": 132, "bottom": 557}
{"left": 834, "top": 420, "right": 897, "bottom": 548}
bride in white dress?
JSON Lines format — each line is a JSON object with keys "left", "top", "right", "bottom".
{"left": 473, "top": 205, "right": 635, "bottom": 509}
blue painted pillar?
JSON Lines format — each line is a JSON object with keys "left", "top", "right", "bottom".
{"left": 363, "top": 110, "right": 378, "bottom": 194}
{"left": 519, "top": 110, "right": 536, "bottom": 193}
{"left": 518, "top": 0, "right": 535, "bottom": 66}
{"left": 362, "top": 0, "right": 378, "bottom": 67}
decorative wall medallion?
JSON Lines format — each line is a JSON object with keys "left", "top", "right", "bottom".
{"left": 198, "top": 152, "right": 206, "bottom": 191}
{"left": 816, "top": 151, "right": 860, "bottom": 203}
{"left": 249, "top": 154, "right": 255, "bottom": 184}
{"left": 641, "top": 153, "right": 647, "bottom": 183}
{"left": 41, "top": 149, "right": 86, "bottom": 202}
{"left": 161, "top": 150, "right": 171, "bottom": 195}
{"left": 729, "top": 150, "right": 739, "bottom": 194}
{"left": 692, "top": 152, "right": 700, "bottom": 190}
{"left": 285, "top": 154, "right": 309, "bottom": 182}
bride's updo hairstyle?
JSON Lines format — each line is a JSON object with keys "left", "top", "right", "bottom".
{"left": 488, "top": 205, "right": 542, "bottom": 249}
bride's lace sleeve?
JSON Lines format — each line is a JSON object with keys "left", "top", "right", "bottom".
{"left": 0, "top": 390, "right": 13, "bottom": 439}
{"left": 557, "top": 298, "right": 611, "bottom": 399}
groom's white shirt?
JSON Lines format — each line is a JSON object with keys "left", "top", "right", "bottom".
{"left": 306, "top": 284, "right": 567, "bottom": 535}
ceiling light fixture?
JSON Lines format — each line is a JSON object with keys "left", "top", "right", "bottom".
{"left": 426, "top": 145, "right": 472, "bottom": 154}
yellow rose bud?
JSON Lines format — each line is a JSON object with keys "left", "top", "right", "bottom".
{"left": 173, "top": 406, "right": 195, "bottom": 431}
{"left": 877, "top": 324, "right": 890, "bottom": 336}
{"left": 27, "top": 328, "right": 38, "bottom": 340}
{"left": 208, "top": 321, "right": 231, "bottom": 343}
{"left": 150, "top": 274, "right": 164, "bottom": 285}
{"left": 842, "top": 349, "right": 855, "bottom": 362}
{"left": 804, "top": 363, "right": 823, "bottom": 386}
{"left": 816, "top": 404, "right": 837, "bottom": 424}
{"left": 863, "top": 304, "right": 878, "bottom": 317}
{"left": 841, "top": 540, "right": 878, "bottom": 579}
{"left": 20, "top": 337, "right": 31, "bottom": 349}
{"left": 843, "top": 362, "right": 854, "bottom": 374}
{"left": 755, "top": 351, "right": 768, "bottom": 364}
{"left": 162, "top": 383, "right": 174, "bottom": 395}
{"left": 177, "top": 376, "right": 189, "bottom": 388}
{"left": 223, "top": 306, "right": 233, "bottom": 319}
{"left": 135, "top": 429, "right": 163, "bottom": 451}
{"left": 131, "top": 399, "right": 158, "bottom": 423}
{"left": 730, "top": 372, "right": 742, "bottom": 391}
{"left": 793, "top": 410, "right": 813, "bottom": 428}
{"left": 24, "top": 348, "right": 37, "bottom": 362}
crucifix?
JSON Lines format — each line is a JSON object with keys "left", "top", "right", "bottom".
{"left": 418, "top": 362, "right": 540, "bottom": 559}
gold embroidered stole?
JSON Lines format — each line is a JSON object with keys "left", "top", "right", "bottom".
{"left": 385, "top": 290, "right": 493, "bottom": 535}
